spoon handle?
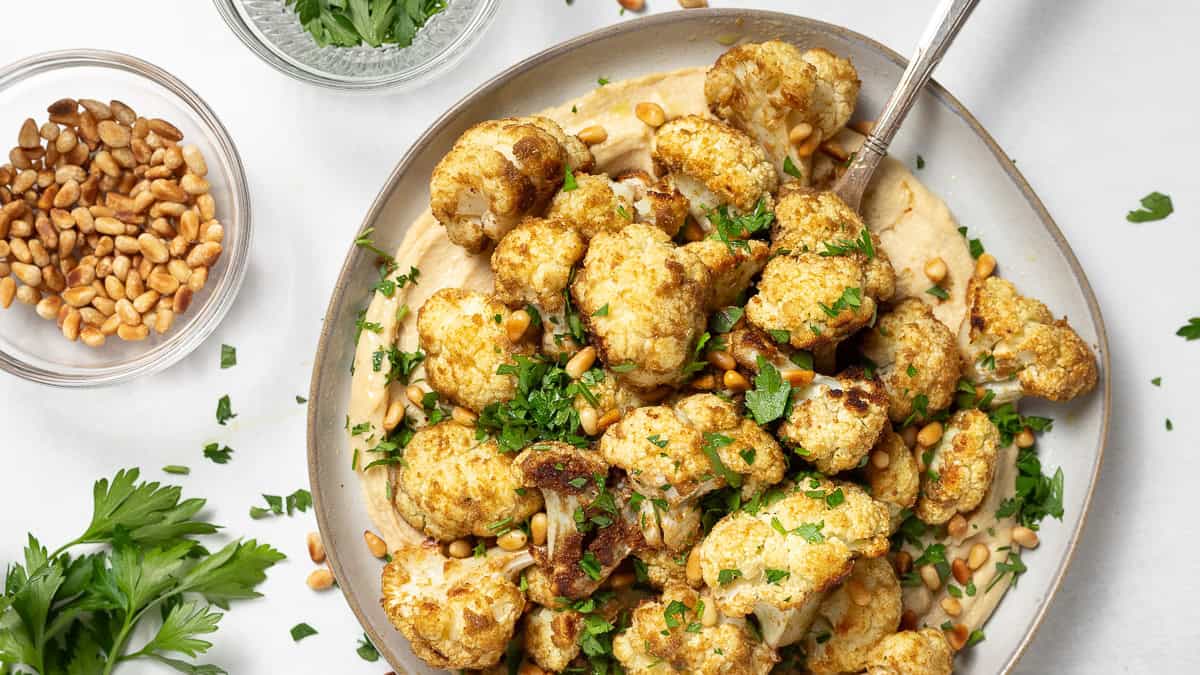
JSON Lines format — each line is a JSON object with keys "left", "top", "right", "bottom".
{"left": 834, "top": 0, "right": 980, "bottom": 208}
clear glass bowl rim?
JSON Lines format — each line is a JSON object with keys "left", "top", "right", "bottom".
{"left": 0, "top": 49, "right": 252, "bottom": 388}
{"left": 212, "top": 0, "right": 501, "bottom": 92}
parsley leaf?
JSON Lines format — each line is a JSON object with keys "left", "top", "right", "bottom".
{"left": 926, "top": 285, "right": 950, "bottom": 300}
{"left": 563, "top": 164, "right": 578, "bottom": 191}
{"left": 764, "top": 569, "right": 790, "bottom": 584}
{"left": 916, "top": 154, "right": 926, "bottom": 169}
{"left": 745, "top": 356, "right": 791, "bottom": 424}
{"left": 700, "top": 433, "right": 742, "bottom": 488}
{"left": 162, "top": 465, "right": 190, "bottom": 475}
{"left": 1177, "top": 318, "right": 1200, "bottom": 341}
{"left": 710, "top": 306, "right": 744, "bottom": 333}
{"left": 203, "top": 443, "right": 233, "bottom": 465}
{"left": 783, "top": 156, "right": 803, "bottom": 179}
{"left": 356, "top": 633, "right": 379, "bottom": 662}
{"left": 290, "top": 622, "right": 318, "bottom": 642}
{"left": 717, "top": 568, "right": 743, "bottom": 585}
{"left": 706, "top": 198, "right": 774, "bottom": 252}
{"left": 215, "top": 395, "right": 236, "bottom": 425}
{"left": 1125, "top": 191, "right": 1173, "bottom": 222}
{"left": 220, "top": 344, "right": 236, "bottom": 369}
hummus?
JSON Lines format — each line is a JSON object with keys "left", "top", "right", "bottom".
{"left": 345, "top": 67, "right": 1021, "bottom": 647}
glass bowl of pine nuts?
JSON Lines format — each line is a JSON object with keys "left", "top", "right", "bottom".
{"left": 0, "top": 50, "right": 251, "bottom": 386}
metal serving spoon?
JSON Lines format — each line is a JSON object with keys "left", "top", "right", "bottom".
{"left": 833, "top": 0, "right": 981, "bottom": 209}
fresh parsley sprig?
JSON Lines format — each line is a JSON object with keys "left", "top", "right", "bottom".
{"left": 286, "top": 0, "right": 448, "bottom": 48}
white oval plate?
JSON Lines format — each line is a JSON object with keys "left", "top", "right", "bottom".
{"left": 307, "top": 9, "right": 1109, "bottom": 674}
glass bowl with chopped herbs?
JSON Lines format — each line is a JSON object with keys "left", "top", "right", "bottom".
{"left": 214, "top": 0, "right": 499, "bottom": 91}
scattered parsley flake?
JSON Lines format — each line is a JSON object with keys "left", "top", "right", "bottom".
{"left": 1126, "top": 191, "right": 1173, "bottom": 222}
{"left": 290, "top": 622, "right": 318, "bottom": 642}
{"left": 220, "top": 344, "right": 237, "bottom": 368}
{"left": 203, "top": 443, "right": 233, "bottom": 464}
{"left": 216, "top": 394, "right": 236, "bottom": 425}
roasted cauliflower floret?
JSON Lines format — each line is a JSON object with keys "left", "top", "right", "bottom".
{"left": 634, "top": 548, "right": 692, "bottom": 589}
{"left": 430, "top": 116, "right": 593, "bottom": 252}
{"left": 490, "top": 217, "right": 585, "bottom": 313}
{"left": 696, "top": 478, "right": 890, "bottom": 618}
{"left": 516, "top": 442, "right": 639, "bottom": 600}
{"left": 391, "top": 422, "right": 542, "bottom": 541}
{"left": 961, "top": 276, "right": 1098, "bottom": 403}
{"left": 652, "top": 115, "right": 777, "bottom": 230}
{"left": 865, "top": 628, "right": 954, "bottom": 675}
{"left": 805, "top": 556, "right": 902, "bottom": 674}
{"left": 861, "top": 298, "right": 961, "bottom": 423}
{"left": 381, "top": 540, "right": 535, "bottom": 670}
{"left": 613, "top": 585, "right": 778, "bottom": 674}
{"left": 914, "top": 409, "right": 1000, "bottom": 525}
{"left": 616, "top": 169, "right": 690, "bottom": 237}
{"left": 865, "top": 428, "right": 920, "bottom": 531}
{"left": 682, "top": 238, "right": 770, "bottom": 310}
{"left": 417, "top": 288, "right": 535, "bottom": 412}
{"left": 523, "top": 606, "right": 584, "bottom": 674}
{"left": 777, "top": 369, "right": 889, "bottom": 474}
{"left": 673, "top": 393, "right": 787, "bottom": 495}
{"left": 705, "top": 41, "right": 859, "bottom": 183}
{"left": 745, "top": 252, "right": 876, "bottom": 350}
{"left": 727, "top": 325, "right": 794, "bottom": 373}
{"left": 546, "top": 170, "right": 689, "bottom": 240}
{"left": 571, "top": 224, "right": 711, "bottom": 390}
{"left": 771, "top": 188, "right": 895, "bottom": 301}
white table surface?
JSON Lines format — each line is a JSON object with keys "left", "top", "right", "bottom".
{"left": 1, "top": 1, "right": 1196, "bottom": 673}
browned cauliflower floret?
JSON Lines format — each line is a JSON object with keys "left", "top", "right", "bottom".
{"left": 417, "top": 288, "right": 535, "bottom": 412}
{"left": 705, "top": 41, "right": 859, "bottom": 183}
{"left": 914, "top": 409, "right": 1000, "bottom": 525}
{"left": 615, "top": 169, "right": 690, "bottom": 237}
{"left": 865, "top": 628, "right": 954, "bottom": 675}
{"left": 727, "top": 325, "right": 794, "bottom": 373}
{"left": 745, "top": 252, "right": 875, "bottom": 350}
{"left": 682, "top": 238, "right": 770, "bottom": 310}
{"left": 381, "top": 540, "right": 535, "bottom": 670}
{"left": 696, "top": 478, "right": 890, "bottom": 618}
{"left": 805, "top": 556, "right": 902, "bottom": 674}
{"left": 391, "top": 422, "right": 542, "bottom": 541}
{"left": 490, "top": 217, "right": 585, "bottom": 313}
{"left": 571, "top": 224, "right": 711, "bottom": 390}
{"left": 861, "top": 298, "right": 961, "bottom": 423}
{"left": 865, "top": 428, "right": 920, "bottom": 531}
{"left": 961, "top": 276, "right": 1098, "bottom": 403}
{"left": 652, "top": 115, "right": 777, "bottom": 230}
{"left": 612, "top": 585, "right": 778, "bottom": 674}
{"left": 524, "top": 606, "right": 585, "bottom": 673}
{"left": 777, "top": 369, "right": 889, "bottom": 474}
{"left": 633, "top": 547, "right": 692, "bottom": 589}
{"left": 771, "top": 188, "right": 895, "bottom": 301}
{"left": 429, "top": 116, "right": 593, "bottom": 252}
{"left": 545, "top": 172, "right": 632, "bottom": 240}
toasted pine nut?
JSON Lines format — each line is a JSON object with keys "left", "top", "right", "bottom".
{"left": 80, "top": 325, "right": 105, "bottom": 347}
{"left": 944, "top": 623, "right": 969, "bottom": 651}
{"left": 967, "top": 543, "right": 989, "bottom": 571}
{"left": 682, "top": 218, "right": 705, "bottom": 242}
{"left": 364, "top": 530, "right": 388, "bottom": 558}
{"left": 701, "top": 598, "right": 719, "bottom": 626}
{"left": 62, "top": 285, "right": 96, "bottom": 308}
{"left": 941, "top": 596, "right": 962, "bottom": 617}
{"left": 1015, "top": 427, "right": 1036, "bottom": 449}
{"left": 951, "top": 558, "right": 970, "bottom": 585}
{"left": 781, "top": 369, "right": 815, "bottom": 387}
{"left": 448, "top": 539, "right": 473, "bottom": 559}
{"left": 846, "top": 579, "right": 872, "bottom": 606}
{"left": 306, "top": 568, "right": 334, "bottom": 591}
{"left": 506, "top": 309, "right": 531, "bottom": 342}
{"left": 917, "top": 421, "right": 944, "bottom": 447}
{"left": 893, "top": 550, "right": 913, "bottom": 575}
{"left": 182, "top": 145, "right": 208, "bottom": 176}
{"left": 2, "top": 277, "right": 20, "bottom": 308}
{"left": 924, "top": 257, "right": 948, "bottom": 284}
{"left": 691, "top": 374, "right": 716, "bottom": 390}
{"left": 383, "top": 400, "right": 405, "bottom": 432}
{"left": 596, "top": 409, "right": 620, "bottom": 432}
{"left": 635, "top": 102, "right": 666, "bottom": 128}
{"left": 451, "top": 406, "right": 477, "bottom": 426}
{"left": 723, "top": 369, "right": 750, "bottom": 391}
{"left": 116, "top": 299, "right": 139, "bottom": 325}
{"left": 36, "top": 296, "right": 63, "bottom": 320}
{"left": 820, "top": 140, "right": 849, "bottom": 162}
{"left": 850, "top": 119, "right": 876, "bottom": 136}
{"left": 618, "top": 0, "right": 644, "bottom": 9}
{"left": 607, "top": 571, "right": 636, "bottom": 589}
{"left": 406, "top": 384, "right": 424, "bottom": 407}
{"left": 870, "top": 450, "right": 890, "bottom": 470}
{"left": 975, "top": 253, "right": 996, "bottom": 279}
{"left": 947, "top": 514, "right": 968, "bottom": 539}
{"left": 307, "top": 532, "right": 326, "bottom": 563}
{"left": 497, "top": 529, "right": 527, "bottom": 551}
{"left": 181, "top": 173, "right": 210, "bottom": 196}
{"left": 789, "top": 122, "right": 814, "bottom": 145}
{"left": 565, "top": 346, "right": 597, "bottom": 378}
{"left": 579, "top": 407, "right": 599, "bottom": 436}
{"left": 11, "top": 262, "right": 42, "bottom": 287}
{"left": 117, "top": 323, "right": 149, "bottom": 341}
{"left": 100, "top": 314, "right": 121, "bottom": 335}
{"left": 795, "top": 128, "right": 823, "bottom": 158}
{"left": 707, "top": 350, "right": 736, "bottom": 371}
{"left": 61, "top": 309, "right": 82, "bottom": 341}
{"left": 530, "top": 513, "right": 548, "bottom": 546}
{"left": 920, "top": 564, "right": 941, "bottom": 591}
{"left": 1012, "top": 526, "right": 1039, "bottom": 549}
{"left": 685, "top": 548, "right": 703, "bottom": 585}
{"left": 154, "top": 309, "right": 174, "bottom": 335}
{"left": 577, "top": 125, "right": 608, "bottom": 146}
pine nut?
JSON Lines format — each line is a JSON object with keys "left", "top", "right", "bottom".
{"left": 506, "top": 309, "right": 531, "bottom": 342}
{"left": 306, "top": 568, "right": 334, "bottom": 591}
{"left": 185, "top": 241, "right": 222, "bottom": 268}
{"left": 682, "top": 218, "right": 704, "bottom": 242}
{"left": 154, "top": 309, "right": 174, "bottom": 335}
{"left": 197, "top": 194, "right": 216, "bottom": 221}
{"left": 2, "top": 277, "right": 19, "bottom": 308}
{"left": 62, "top": 286, "right": 97, "bottom": 308}
{"left": 497, "top": 529, "right": 527, "bottom": 551}
{"left": 596, "top": 409, "right": 620, "bottom": 432}
{"left": 893, "top": 551, "right": 913, "bottom": 575}
{"left": 36, "top": 296, "right": 63, "bottom": 320}
{"left": 565, "top": 346, "right": 597, "bottom": 378}
{"left": 691, "top": 374, "right": 716, "bottom": 390}
{"left": 820, "top": 140, "right": 849, "bottom": 162}
{"left": 871, "top": 450, "right": 890, "bottom": 469}
{"left": 80, "top": 325, "right": 105, "bottom": 347}
{"left": 174, "top": 288, "right": 196, "bottom": 315}
{"left": 181, "top": 173, "right": 210, "bottom": 196}
{"left": 967, "top": 543, "right": 989, "bottom": 570}
{"left": 182, "top": 145, "right": 208, "bottom": 176}
{"left": 132, "top": 290, "right": 160, "bottom": 314}
{"left": 579, "top": 407, "right": 599, "bottom": 435}
{"left": 18, "top": 118, "right": 39, "bottom": 148}
{"left": 148, "top": 270, "right": 179, "bottom": 295}
{"left": 707, "top": 350, "right": 736, "bottom": 371}
{"left": 1012, "top": 526, "right": 1039, "bottom": 549}
{"left": 530, "top": 513, "right": 548, "bottom": 546}
{"left": 100, "top": 314, "right": 120, "bottom": 335}
{"left": 383, "top": 400, "right": 405, "bottom": 432}
{"left": 975, "top": 253, "right": 996, "bottom": 279}
{"left": 951, "top": 558, "right": 970, "bottom": 585}
{"left": 148, "top": 118, "right": 183, "bottom": 142}
{"left": 723, "top": 369, "right": 750, "bottom": 391}
{"left": 577, "top": 125, "right": 608, "bottom": 146}
{"left": 635, "top": 102, "right": 666, "bottom": 128}
{"left": 364, "top": 530, "right": 388, "bottom": 558}
{"left": 117, "top": 323, "right": 149, "bottom": 341}
{"left": 924, "top": 257, "right": 948, "bottom": 284}
{"left": 1015, "top": 427, "right": 1036, "bottom": 448}
{"left": 307, "top": 532, "right": 326, "bottom": 563}
{"left": 97, "top": 120, "right": 130, "bottom": 148}
{"left": 788, "top": 122, "right": 814, "bottom": 145}
{"left": 941, "top": 596, "right": 962, "bottom": 617}
{"left": 782, "top": 369, "right": 815, "bottom": 387}
{"left": 947, "top": 514, "right": 968, "bottom": 539}
{"left": 795, "top": 128, "right": 823, "bottom": 158}
{"left": 15, "top": 285, "right": 40, "bottom": 305}
{"left": 115, "top": 298, "right": 140, "bottom": 326}
{"left": 60, "top": 309, "right": 81, "bottom": 341}
{"left": 448, "top": 539, "right": 473, "bottom": 559}
{"left": 917, "top": 421, "right": 944, "bottom": 447}
{"left": 619, "top": 0, "right": 644, "bottom": 9}
{"left": 846, "top": 579, "right": 872, "bottom": 606}
{"left": 451, "top": 406, "right": 477, "bottom": 426}
{"left": 920, "top": 564, "right": 941, "bottom": 591}
{"left": 406, "top": 385, "right": 425, "bottom": 406}
{"left": 701, "top": 598, "right": 719, "bottom": 626}
{"left": 187, "top": 267, "right": 208, "bottom": 292}
{"left": 686, "top": 548, "right": 702, "bottom": 585}
{"left": 944, "top": 623, "right": 968, "bottom": 651}
{"left": 850, "top": 119, "right": 876, "bottom": 136}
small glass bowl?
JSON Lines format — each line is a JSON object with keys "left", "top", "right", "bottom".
{"left": 0, "top": 50, "right": 251, "bottom": 387}
{"left": 214, "top": 0, "right": 500, "bottom": 91}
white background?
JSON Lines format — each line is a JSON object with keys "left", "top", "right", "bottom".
{"left": 1, "top": 1, "right": 1197, "bottom": 673}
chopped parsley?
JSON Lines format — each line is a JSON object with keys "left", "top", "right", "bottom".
{"left": 987, "top": 550, "right": 1027, "bottom": 591}
{"left": 717, "top": 568, "right": 743, "bottom": 586}
{"left": 476, "top": 356, "right": 594, "bottom": 452}
{"left": 967, "top": 629, "right": 986, "bottom": 647}
{"left": 819, "top": 227, "right": 875, "bottom": 259}
{"left": 592, "top": 303, "right": 610, "bottom": 317}
{"left": 818, "top": 286, "right": 863, "bottom": 317}
{"left": 1151, "top": 377, "right": 1162, "bottom": 386}
{"left": 249, "top": 489, "right": 312, "bottom": 519}
{"left": 916, "top": 154, "right": 926, "bottom": 169}
{"left": 647, "top": 434, "right": 669, "bottom": 448}
{"left": 597, "top": 76, "right": 610, "bottom": 86}
{"left": 1166, "top": 418, "right": 1174, "bottom": 431}
{"left": 162, "top": 465, "right": 190, "bottom": 475}
{"left": 203, "top": 443, "right": 233, "bottom": 464}
{"left": 562, "top": 164, "right": 578, "bottom": 192}
{"left": 216, "top": 395, "right": 236, "bottom": 425}
{"left": 745, "top": 356, "right": 792, "bottom": 424}
{"left": 710, "top": 306, "right": 744, "bottom": 333}
{"left": 1177, "top": 318, "right": 1200, "bottom": 341}
{"left": 926, "top": 285, "right": 950, "bottom": 300}
{"left": 700, "top": 433, "right": 742, "bottom": 488}
{"left": 296, "top": 395, "right": 308, "bottom": 404}
{"left": 579, "top": 552, "right": 603, "bottom": 581}
{"left": 707, "top": 198, "right": 774, "bottom": 252}
{"left": 793, "top": 521, "right": 825, "bottom": 543}
{"left": 764, "top": 569, "right": 790, "bottom": 584}
{"left": 663, "top": 600, "right": 689, "bottom": 629}
{"left": 1125, "top": 191, "right": 1173, "bottom": 222}
{"left": 220, "top": 343, "right": 237, "bottom": 368}
{"left": 739, "top": 448, "right": 756, "bottom": 465}
{"left": 783, "top": 156, "right": 803, "bottom": 179}
{"left": 356, "top": 633, "right": 379, "bottom": 662}
{"left": 290, "top": 622, "right": 318, "bottom": 641}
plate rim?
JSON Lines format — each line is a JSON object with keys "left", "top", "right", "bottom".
{"left": 307, "top": 8, "right": 1111, "bottom": 672}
